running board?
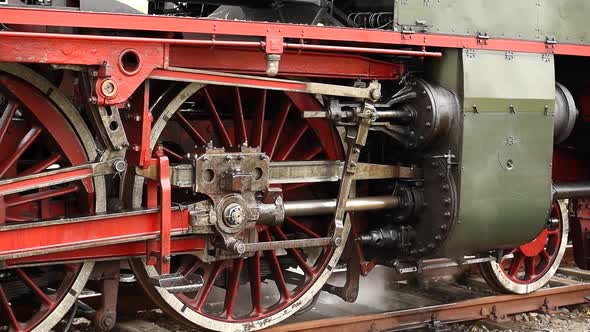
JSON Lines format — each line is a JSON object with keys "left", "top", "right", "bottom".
{"left": 150, "top": 273, "right": 204, "bottom": 294}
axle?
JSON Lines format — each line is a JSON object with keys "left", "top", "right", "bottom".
{"left": 553, "top": 182, "right": 590, "bottom": 199}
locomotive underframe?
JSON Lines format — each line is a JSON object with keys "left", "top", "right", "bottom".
{"left": 0, "top": 3, "right": 584, "bottom": 271}
{"left": 0, "top": 4, "right": 590, "bottom": 331}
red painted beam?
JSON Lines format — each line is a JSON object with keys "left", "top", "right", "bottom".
{"left": 0, "top": 209, "right": 191, "bottom": 260}
{"left": 2, "top": 6, "right": 590, "bottom": 57}
{"left": 6, "top": 237, "right": 205, "bottom": 266}
{"left": 169, "top": 47, "right": 405, "bottom": 80}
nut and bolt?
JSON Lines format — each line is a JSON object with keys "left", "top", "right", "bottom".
{"left": 112, "top": 159, "right": 127, "bottom": 173}
{"left": 223, "top": 203, "right": 245, "bottom": 226}
{"left": 100, "top": 79, "right": 118, "bottom": 98}
{"left": 370, "top": 88, "right": 382, "bottom": 100}
{"left": 226, "top": 237, "right": 246, "bottom": 255}
{"left": 332, "top": 237, "right": 343, "bottom": 246}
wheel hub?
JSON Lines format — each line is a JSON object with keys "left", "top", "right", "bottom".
{"left": 519, "top": 229, "right": 549, "bottom": 257}
{"left": 223, "top": 203, "right": 246, "bottom": 227}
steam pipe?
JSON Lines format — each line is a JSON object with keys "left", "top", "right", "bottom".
{"left": 552, "top": 182, "right": 590, "bottom": 199}
{"left": 284, "top": 195, "right": 400, "bottom": 217}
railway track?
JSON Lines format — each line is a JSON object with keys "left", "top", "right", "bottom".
{"left": 102, "top": 260, "right": 590, "bottom": 332}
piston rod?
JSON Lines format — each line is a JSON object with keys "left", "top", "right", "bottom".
{"left": 284, "top": 195, "right": 401, "bottom": 217}
{"left": 553, "top": 182, "right": 590, "bottom": 199}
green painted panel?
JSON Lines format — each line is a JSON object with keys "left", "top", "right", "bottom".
{"left": 395, "top": 0, "right": 590, "bottom": 45}
{"left": 439, "top": 50, "right": 555, "bottom": 256}
{"left": 395, "top": 0, "right": 541, "bottom": 41}
{"left": 442, "top": 112, "right": 554, "bottom": 254}
{"left": 540, "top": 0, "right": 590, "bottom": 44}
{"left": 463, "top": 50, "right": 555, "bottom": 112}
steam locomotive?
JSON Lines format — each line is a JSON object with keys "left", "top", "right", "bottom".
{"left": 0, "top": 0, "right": 588, "bottom": 331}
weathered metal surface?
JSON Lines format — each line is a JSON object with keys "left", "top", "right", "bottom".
{"left": 395, "top": 0, "right": 590, "bottom": 45}
{"left": 441, "top": 49, "right": 555, "bottom": 254}
{"left": 150, "top": 161, "right": 419, "bottom": 187}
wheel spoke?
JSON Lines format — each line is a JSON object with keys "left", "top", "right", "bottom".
{"left": 203, "top": 88, "right": 233, "bottom": 147}
{"left": 174, "top": 112, "right": 207, "bottom": 146}
{"left": 0, "top": 126, "right": 42, "bottom": 178}
{"left": 285, "top": 217, "right": 321, "bottom": 238}
{"left": 274, "top": 123, "right": 309, "bottom": 161}
{"left": 263, "top": 101, "right": 291, "bottom": 158}
{"left": 0, "top": 102, "right": 18, "bottom": 145}
{"left": 262, "top": 230, "right": 290, "bottom": 300}
{"left": 508, "top": 253, "right": 525, "bottom": 277}
{"left": 162, "top": 147, "right": 184, "bottom": 161}
{"left": 525, "top": 257, "right": 536, "bottom": 278}
{"left": 0, "top": 285, "right": 21, "bottom": 331}
{"left": 540, "top": 249, "right": 550, "bottom": 262}
{"left": 19, "top": 153, "right": 62, "bottom": 176}
{"left": 15, "top": 269, "right": 53, "bottom": 306}
{"left": 194, "top": 262, "right": 225, "bottom": 311}
{"left": 5, "top": 185, "right": 79, "bottom": 208}
{"left": 272, "top": 226, "right": 314, "bottom": 276}
{"left": 250, "top": 90, "right": 266, "bottom": 148}
{"left": 224, "top": 258, "right": 244, "bottom": 318}
{"left": 233, "top": 87, "right": 248, "bottom": 146}
{"left": 248, "top": 252, "right": 263, "bottom": 315}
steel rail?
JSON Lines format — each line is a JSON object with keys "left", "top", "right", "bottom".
{"left": 264, "top": 284, "right": 590, "bottom": 332}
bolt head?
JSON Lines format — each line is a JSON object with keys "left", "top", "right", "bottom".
{"left": 224, "top": 204, "right": 245, "bottom": 226}
{"left": 233, "top": 241, "right": 246, "bottom": 255}
{"left": 332, "top": 237, "right": 343, "bottom": 246}
{"left": 100, "top": 79, "right": 118, "bottom": 98}
{"left": 113, "top": 159, "right": 127, "bottom": 173}
{"left": 370, "top": 88, "right": 382, "bottom": 100}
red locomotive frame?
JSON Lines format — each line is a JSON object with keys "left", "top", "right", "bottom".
{"left": 0, "top": 4, "right": 587, "bottom": 272}
{"left": 0, "top": 5, "right": 589, "bottom": 331}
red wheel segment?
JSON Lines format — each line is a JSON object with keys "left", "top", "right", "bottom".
{"left": 0, "top": 69, "right": 98, "bottom": 331}
{"left": 480, "top": 201, "right": 568, "bottom": 294}
{"left": 499, "top": 202, "right": 563, "bottom": 284}
{"left": 131, "top": 84, "right": 349, "bottom": 330}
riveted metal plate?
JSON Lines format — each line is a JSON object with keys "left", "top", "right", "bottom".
{"left": 395, "top": 0, "right": 542, "bottom": 41}
{"left": 439, "top": 50, "right": 555, "bottom": 256}
{"left": 540, "top": 0, "right": 590, "bottom": 45}
{"left": 395, "top": 0, "right": 590, "bottom": 45}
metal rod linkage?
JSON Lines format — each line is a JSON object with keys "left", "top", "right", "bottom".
{"left": 284, "top": 195, "right": 400, "bottom": 217}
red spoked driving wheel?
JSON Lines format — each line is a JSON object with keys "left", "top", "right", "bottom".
{"left": 0, "top": 64, "right": 105, "bottom": 331}
{"left": 129, "top": 83, "right": 349, "bottom": 331}
{"left": 481, "top": 201, "right": 568, "bottom": 294}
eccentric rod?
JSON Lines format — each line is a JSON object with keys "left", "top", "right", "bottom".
{"left": 284, "top": 195, "right": 400, "bottom": 217}
{"left": 553, "top": 182, "right": 590, "bottom": 199}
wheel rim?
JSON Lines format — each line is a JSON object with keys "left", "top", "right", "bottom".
{"left": 0, "top": 65, "right": 104, "bottom": 332}
{"left": 130, "top": 84, "right": 349, "bottom": 331}
{"left": 481, "top": 201, "right": 568, "bottom": 294}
